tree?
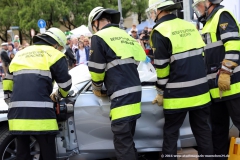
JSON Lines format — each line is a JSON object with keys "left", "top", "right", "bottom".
{"left": 18, "top": 0, "right": 68, "bottom": 37}
{"left": 0, "top": 0, "right": 20, "bottom": 42}
{"left": 132, "top": 0, "right": 148, "bottom": 24}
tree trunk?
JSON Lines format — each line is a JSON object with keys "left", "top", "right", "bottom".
{"left": 138, "top": 13, "right": 142, "bottom": 24}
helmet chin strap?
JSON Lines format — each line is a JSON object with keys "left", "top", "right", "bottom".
{"left": 205, "top": 3, "right": 213, "bottom": 17}
{"left": 154, "top": 10, "right": 163, "bottom": 23}
{"left": 93, "top": 20, "right": 100, "bottom": 32}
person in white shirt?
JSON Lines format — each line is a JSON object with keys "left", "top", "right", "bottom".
{"left": 76, "top": 41, "right": 88, "bottom": 65}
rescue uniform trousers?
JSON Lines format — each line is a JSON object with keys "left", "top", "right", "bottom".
{"left": 111, "top": 120, "right": 138, "bottom": 160}
{"left": 16, "top": 134, "right": 57, "bottom": 160}
{"left": 162, "top": 107, "right": 213, "bottom": 160}
{"left": 210, "top": 97, "right": 240, "bottom": 160}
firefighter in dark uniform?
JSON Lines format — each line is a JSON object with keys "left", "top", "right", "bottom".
{"left": 87, "top": 7, "right": 147, "bottom": 160}
{"left": 3, "top": 27, "right": 72, "bottom": 160}
{"left": 193, "top": 0, "right": 240, "bottom": 159}
{"left": 147, "top": 0, "right": 213, "bottom": 159}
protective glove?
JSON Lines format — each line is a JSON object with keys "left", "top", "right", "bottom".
{"left": 152, "top": 94, "right": 163, "bottom": 106}
{"left": 218, "top": 71, "right": 231, "bottom": 91}
{"left": 4, "top": 98, "right": 10, "bottom": 105}
{"left": 93, "top": 90, "right": 107, "bottom": 97}
{"left": 152, "top": 88, "right": 164, "bottom": 106}
{"left": 50, "top": 89, "right": 62, "bottom": 102}
{"left": 145, "top": 56, "right": 151, "bottom": 63}
{"left": 218, "top": 59, "right": 238, "bottom": 92}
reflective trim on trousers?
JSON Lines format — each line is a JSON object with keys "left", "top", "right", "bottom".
{"left": 9, "top": 101, "right": 53, "bottom": 108}
{"left": 170, "top": 48, "right": 203, "bottom": 63}
{"left": 110, "top": 86, "right": 141, "bottom": 100}
{"left": 166, "top": 77, "right": 207, "bottom": 88}
{"left": 13, "top": 69, "right": 52, "bottom": 79}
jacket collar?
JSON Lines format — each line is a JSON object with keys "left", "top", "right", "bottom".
{"left": 153, "top": 14, "right": 177, "bottom": 29}
{"left": 206, "top": 5, "right": 224, "bottom": 21}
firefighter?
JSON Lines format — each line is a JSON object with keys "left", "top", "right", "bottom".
{"left": 147, "top": 0, "right": 213, "bottom": 159}
{"left": 192, "top": 0, "right": 240, "bottom": 159}
{"left": 87, "top": 7, "right": 147, "bottom": 160}
{"left": 3, "top": 27, "right": 72, "bottom": 160}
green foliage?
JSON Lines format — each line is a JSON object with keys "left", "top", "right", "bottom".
{"left": 132, "top": 0, "right": 148, "bottom": 24}
{"left": 0, "top": 0, "right": 148, "bottom": 42}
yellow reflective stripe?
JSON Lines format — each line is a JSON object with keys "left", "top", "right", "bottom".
{"left": 3, "top": 79, "right": 13, "bottom": 91}
{"left": 210, "top": 82, "right": 240, "bottom": 99}
{"left": 90, "top": 71, "right": 105, "bottom": 82}
{"left": 110, "top": 102, "right": 141, "bottom": 121}
{"left": 8, "top": 119, "right": 58, "bottom": 131}
{"left": 224, "top": 41, "right": 240, "bottom": 52}
{"left": 156, "top": 64, "right": 170, "bottom": 78}
{"left": 210, "top": 32, "right": 217, "bottom": 42}
{"left": 59, "top": 88, "right": 68, "bottom": 97}
{"left": 163, "top": 92, "right": 211, "bottom": 109}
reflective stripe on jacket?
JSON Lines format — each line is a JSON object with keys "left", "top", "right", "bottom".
{"left": 151, "top": 17, "right": 211, "bottom": 111}
{"left": 89, "top": 24, "right": 146, "bottom": 124}
{"left": 202, "top": 8, "right": 240, "bottom": 102}
{"left": 7, "top": 45, "right": 72, "bottom": 134}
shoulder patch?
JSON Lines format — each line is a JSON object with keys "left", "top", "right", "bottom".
{"left": 219, "top": 23, "right": 228, "bottom": 30}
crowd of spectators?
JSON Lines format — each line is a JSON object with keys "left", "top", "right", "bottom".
{"left": 129, "top": 25, "right": 154, "bottom": 63}
{"left": 65, "top": 34, "right": 90, "bottom": 70}
{"left": 0, "top": 35, "right": 30, "bottom": 80}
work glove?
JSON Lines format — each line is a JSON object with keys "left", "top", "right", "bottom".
{"left": 50, "top": 89, "right": 62, "bottom": 102}
{"left": 218, "top": 71, "right": 231, "bottom": 91}
{"left": 4, "top": 98, "right": 10, "bottom": 106}
{"left": 152, "top": 94, "right": 163, "bottom": 106}
{"left": 218, "top": 59, "right": 238, "bottom": 92}
{"left": 93, "top": 90, "right": 107, "bottom": 97}
{"left": 152, "top": 88, "right": 164, "bottom": 106}
{"left": 92, "top": 83, "right": 107, "bottom": 97}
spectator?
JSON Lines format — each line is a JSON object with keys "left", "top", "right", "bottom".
{"left": 7, "top": 43, "right": 16, "bottom": 59}
{"left": 1, "top": 43, "right": 8, "bottom": 52}
{"left": 128, "top": 24, "right": 138, "bottom": 35}
{"left": 139, "top": 33, "right": 154, "bottom": 63}
{"left": 65, "top": 37, "right": 76, "bottom": 70}
{"left": 66, "top": 35, "right": 71, "bottom": 45}
{"left": 131, "top": 29, "right": 139, "bottom": 40}
{"left": 80, "top": 35, "right": 85, "bottom": 41}
{"left": 148, "top": 28, "right": 153, "bottom": 34}
{"left": 83, "top": 37, "right": 90, "bottom": 56}
{"left": 71, "top": 37, "right": 78, "bottom": 54}
{"left": 0, "top": 51, "right": 11, "bottom": 78}
{"left": 76, "top": 41, "right": 89, "bottom": 65}
{"left": 13, "top": 40, "right": 20, "bottom": 52}
{"left": 13, "top": 35, "right": 20, "bottom": 43}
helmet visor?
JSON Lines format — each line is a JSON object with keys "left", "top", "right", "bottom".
{"left": 146, "top": 8, "right": 157, "bottom": 21}
{"left": 192, "top": 0, "right": 205, "bottom": 17}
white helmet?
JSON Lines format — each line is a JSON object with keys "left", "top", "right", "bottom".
{"left": 33, "top": 27, "right": 67, "bottom": 53}
{"left": 146, "top": 0, "right": 181, "bottom": 22}
{"left": 88, "top": 7, "right": 120, "bottom": 34}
